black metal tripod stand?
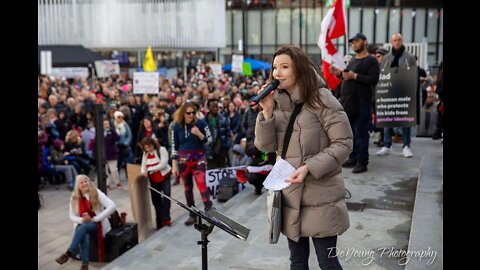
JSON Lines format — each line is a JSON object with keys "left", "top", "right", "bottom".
{"left": 195, "top": 217, "right": 215, "bottom": 270}
{"left": 148, "top": 185, "right": 249, "bottom": 270}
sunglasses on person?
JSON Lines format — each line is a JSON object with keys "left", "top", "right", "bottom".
{"left": 185, "top": 111, "right": 196, "bottom": 115}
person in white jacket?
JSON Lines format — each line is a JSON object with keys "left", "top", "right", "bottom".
{"left": 55, "top": 174, "right": 116, "bottom": 270}
{"left": 140, "top": 137, "right": 172, "bottom": 230}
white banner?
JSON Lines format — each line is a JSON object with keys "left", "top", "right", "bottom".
{"left": 206, "top": 167, "right": 246, "bottom": 200}
{"left": 94, "top": 60, "right": 120, "bottom": 78}
{"left": 208, "top": 63, "right": 223, "bottom": 77}
{"left": 50, "top": 67, "right": 89, "bottom": 79}
{"left": 133, "top": 72, "right": 159, "bottom": 94}
{"left": 40, "top": 50, "right": 52, "bottom": 75}
{"left": 232, "top": 55, "right": 244, "bottom": 73}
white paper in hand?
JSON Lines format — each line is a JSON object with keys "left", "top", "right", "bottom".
{"left": 263, "top": 158, "right": 295, "bottom": 190}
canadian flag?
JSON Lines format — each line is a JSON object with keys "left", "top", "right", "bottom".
{"left": 318, "top": 0, "right": 347, "bottom": 90}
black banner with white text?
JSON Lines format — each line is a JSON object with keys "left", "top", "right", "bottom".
{"left": 375, "top": 67, "right": 418, "bottom": 128}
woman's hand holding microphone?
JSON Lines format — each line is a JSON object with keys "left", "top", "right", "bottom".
{"left": 258, "top": 82, "right": 276, "bottom": 120}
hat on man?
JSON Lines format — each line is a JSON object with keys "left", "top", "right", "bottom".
{"left": 348, "top": 33, "right": 367, "bottom": 43}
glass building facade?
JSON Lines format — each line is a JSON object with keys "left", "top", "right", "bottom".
{"left": 221, "top": 0, "right": 443, "bottom": 69}
{"left": 38, "top": 0, "right": 443, "bottom": 71}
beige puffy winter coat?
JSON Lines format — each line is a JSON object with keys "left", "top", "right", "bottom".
{"left": 254, "top": 80, "right": 353, "bottom": 242}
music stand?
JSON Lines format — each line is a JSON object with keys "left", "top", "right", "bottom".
{"left": 149, "top": 186, "right": 250, "bottom": 270}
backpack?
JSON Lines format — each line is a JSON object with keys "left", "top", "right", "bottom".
{"left": 109, "top": 210, "right": 123, "bottom": 229}
{"left": 216, "top": 176, "right": 238, "bottom": 202}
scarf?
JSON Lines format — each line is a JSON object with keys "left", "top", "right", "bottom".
{"left": 390, "top": 45, "right": 405, "bottom": 68}
{"left": 146, "top": 150, "right": 171, "bottom": 183}
{"left": 79, "top": 196, "right": 105, "bottom": 262}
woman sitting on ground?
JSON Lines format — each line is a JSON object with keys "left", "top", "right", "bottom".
{"left": 55, "top": 174, "right": 116, "bottom": 270}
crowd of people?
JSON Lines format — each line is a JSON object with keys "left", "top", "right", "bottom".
{"left": 38, "top": 64, "right": 272, "bottom": 187}
{"left": 37, "top": 60, "right": 278, "bottom": 231}
{"left": 38, "top": 58, "right": 280, "bottom": 269}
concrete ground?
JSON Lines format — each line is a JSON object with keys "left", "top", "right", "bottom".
{"left": 38, "top": 137, "right": 443, "bottom": 270}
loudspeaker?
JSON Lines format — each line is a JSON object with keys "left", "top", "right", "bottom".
{"left": 106, "top": 223, "right": 138, "bottom": 261}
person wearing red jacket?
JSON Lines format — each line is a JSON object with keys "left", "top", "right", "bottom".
{"left": 140, "top": 137, "right": 172, "bottom": 230}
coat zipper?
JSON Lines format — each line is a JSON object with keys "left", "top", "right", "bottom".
{"left": 297, "top": 111, "right": 304, "bottom": 166}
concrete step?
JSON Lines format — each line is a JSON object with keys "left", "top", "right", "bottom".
{"left": 405, "top": 156, "right": 443, "bottom": 269}
{"left": 103, "top": 184, "right": 272, "bottom": 270}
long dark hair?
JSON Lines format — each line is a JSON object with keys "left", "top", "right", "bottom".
{"left": 269, "top": 45, "right": 325, "bottom": 109}
{"left": 138, "top": 116, "right": 154, "bottom": 134}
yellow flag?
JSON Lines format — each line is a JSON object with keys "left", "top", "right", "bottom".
{"left": 143, "top": 46, "right": 157, "bottom": 72}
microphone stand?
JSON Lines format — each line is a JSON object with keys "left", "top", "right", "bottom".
{"left": 148, "top": 185, "right": 249, "bottom": 270}
{"left": 196, "top": 217, "right": 214, "bottom": 270}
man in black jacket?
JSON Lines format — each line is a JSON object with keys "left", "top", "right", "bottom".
{"left": 241, "top": 102, "right": 260, "bottom": 148}
{"left": 205, "top": 98, "right": 231, "bottom": 169}
{"left": 330, "top": 33, "right": 380, "bottom": 173}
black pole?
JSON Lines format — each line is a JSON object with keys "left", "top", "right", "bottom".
{"left": 435, "top": 8, "right": 441, "bottom": 64}
{"left": 373, "top": 6, "right": 377, "bottom": 44}
{"left": 346, "top": 6, "right": 350, "bottom": 56}
{"left": 230, "top": 3, "right": 234, "bottom": 52}
{"left": 201, "top": 223, "right": 209, "bottom": 270}
{"left": 148, "top": 185, "right": 247, "bottom": 270}
{"left": 424, "top": 8, "right": 429, "bottom": 39}
{"left": 386, "top": 7, "right": 390, "bottom": 43}
{"left": 411, "top": 8, "right": 416, "bottom": 42}
{"left": 399, "top": 7, "right": 403, "bottom": 34}
{"left": 195, "top": 218, "right": 211, "bottom": 270}
{"left": 242, "top": 0, "right": 247, "bottom": 58}
{"left": 93, "top": 104, "right": 107, "bottom": 194}
{"left": 360, "top": 6, "right": 364, "bottom": 33}
{"left": 299, "top": 1, "right": 302, "bottom": 49}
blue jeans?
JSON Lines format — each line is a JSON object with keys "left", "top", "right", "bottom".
{"left": 351, "top": 101, "right": 372, "bottom": 160}
{"left": 287, "top": 236, "right": 343, "bottom": 270}
{"left": 383, "top": 127, "right": 411, "bottom": 148}
{"left": 68, "top": 222, "right": 97, "bottom": 264}
{"left": 118, "top": 144, "right": 134, "bottom": 167}
{"left": 53, "top": 165, "right": 78, "bottom": 187}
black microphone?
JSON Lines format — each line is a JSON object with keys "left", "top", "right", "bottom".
{"left": 249, "top": 79, "right": 280, "bottom": 107}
